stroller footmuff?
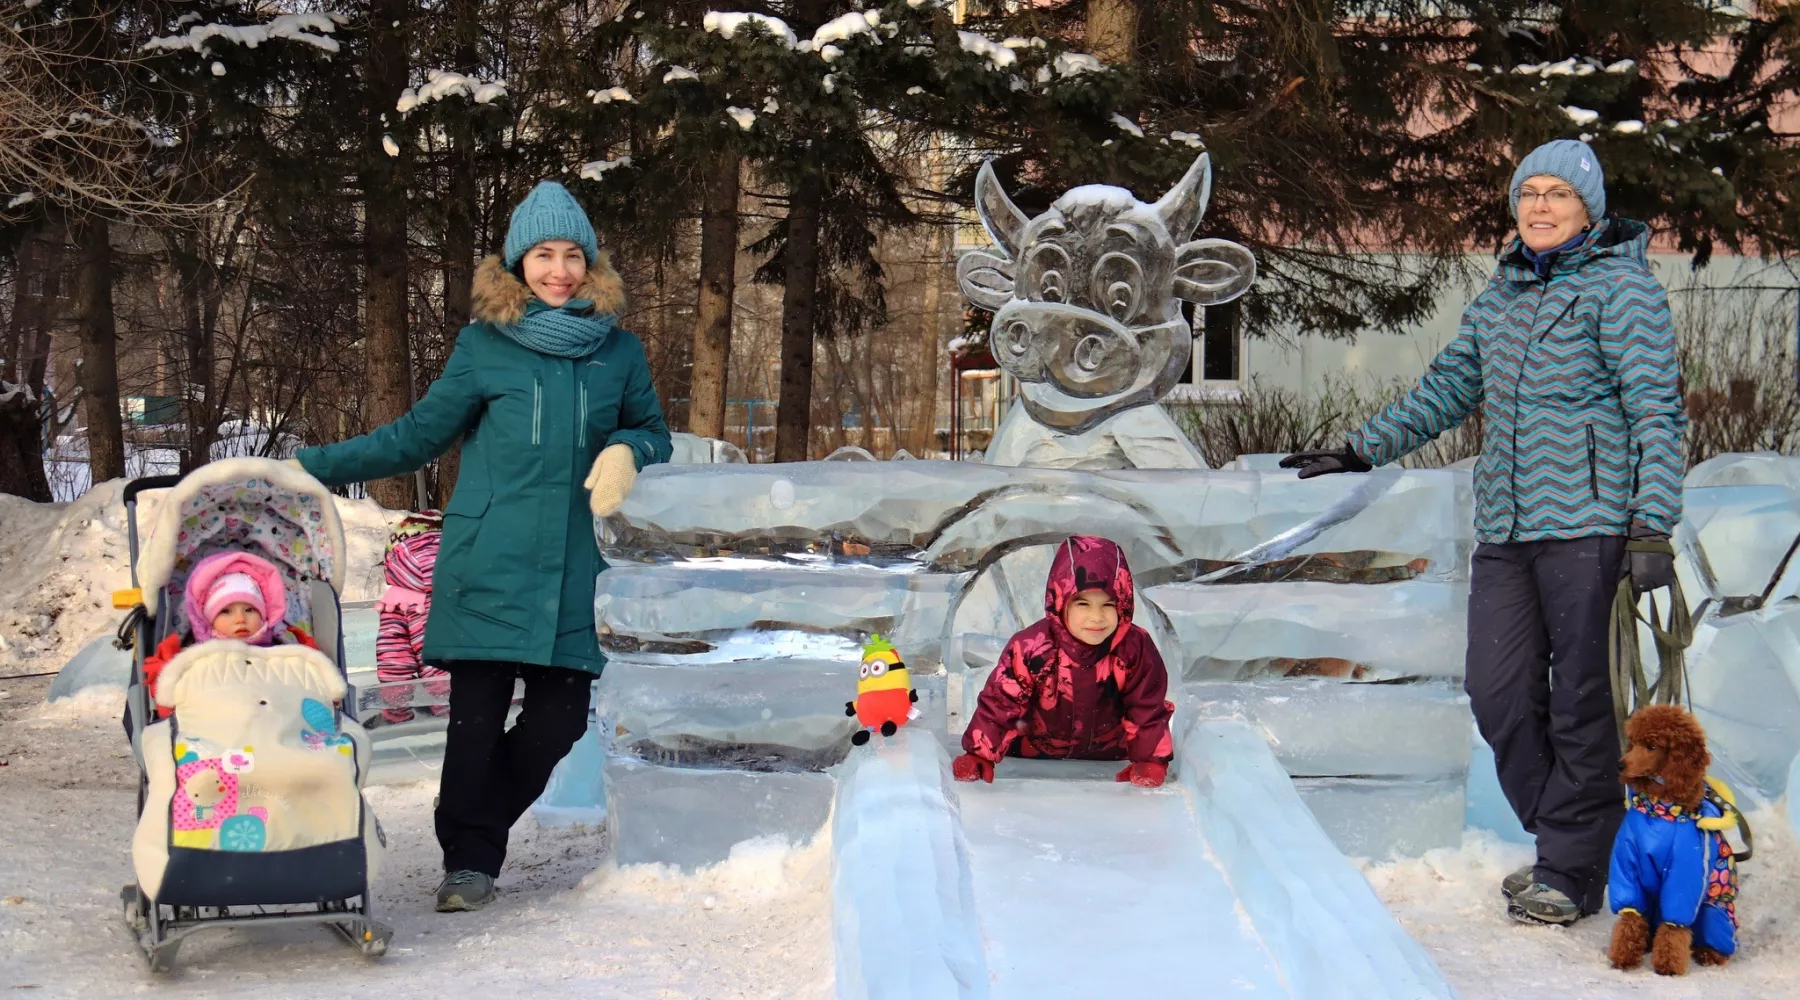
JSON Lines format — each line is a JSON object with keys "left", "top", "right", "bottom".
{"left": 115, "top": 458, "right": 391, "bottom": 971}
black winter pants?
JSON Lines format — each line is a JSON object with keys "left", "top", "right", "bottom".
{"left": 1466, "top": 536, "right": 1625, "bottom": 914}
{"left": 435, "top": 661, "right": 594, "bottom": 877}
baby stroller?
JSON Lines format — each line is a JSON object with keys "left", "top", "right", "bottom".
{"left": 113, "top": 457, "right": 391, "bottom": 972}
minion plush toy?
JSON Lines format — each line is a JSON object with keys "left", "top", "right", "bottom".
{"left": 847, "top": 634, "right": 918, "bottom": 746}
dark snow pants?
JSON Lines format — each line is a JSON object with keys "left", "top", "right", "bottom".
{"left": 1465, "top": 536, "right": 1626, "bottom": 914}
{"left": 435, "top": 661, "right": 593, "bottom": 877}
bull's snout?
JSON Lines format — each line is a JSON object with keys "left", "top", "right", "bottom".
{"left": 990, "top": 300, "right": 1144, "bottom": 398}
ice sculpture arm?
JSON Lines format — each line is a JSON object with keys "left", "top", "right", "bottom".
{"left": 602, "top": 332, "right": 674, "bottom": 471}
{"left": 1659, "top": 823, "right": 1708, "bottom": 928}
{"left": 961, "top": 638, "right": 1036, "bottom": 763}
{"left": 1597, "top": 271, "right": 1685, "bottom": 535}
{"left": 1346, "top": 316, "right": 1483, "bottom": 467}
{"left": 1608, "top": 813, "right": 1644, "bottom": 915}
{"left": 298, "top": 329, "right": 483, "bottom": 486}
{"left": 1119, "top": 627, "right": 1174, "bottom": 763}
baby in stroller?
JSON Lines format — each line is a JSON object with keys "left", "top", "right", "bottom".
{"left": 117, "top": 457, "right": 388, "bottom": 971}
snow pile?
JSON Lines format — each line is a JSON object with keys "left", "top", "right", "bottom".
{"left": 0, "top": 480, "right": 401, "bottom": 675}
{"left": 725, "top": 106, "right": 756, "bottom": 130}
{"left": 1109, "top": 113, "right": 1144, "bottom": 138}
{"left": 1562, "top": 106, "right": 1601, "bottom": 125}
{"left": 588, "top": 86, "right": 634, "bottom": 104}
{"left": 662, "top": 65, "right": 699, "bottom": 83}
{"left": 702, "top": 11, "right": 798, "bottom": 48}
{"left": 1362, "top": 819, "right": 1800, "bottom": 999}
{"left": 143, "top": 13, "right": 340, "bottom": 55}
{"left": 811, "top": 10, "right": 879, "bottom": 52}
{"left": 577, "top": 156, "right": 631, "bottom": 181}
{"left": 397, "top": 70, "right": 508, "bottom": 114}
{"left": 1168, "top": 130, "right": 1204, "bottom": 148}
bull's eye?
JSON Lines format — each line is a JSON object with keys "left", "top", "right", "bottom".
{"left": 1090, "top": 252, "right": 1144, "bottom": 323}
{"left": 1025, "top": 243, "right": 1071, "bottom": 303}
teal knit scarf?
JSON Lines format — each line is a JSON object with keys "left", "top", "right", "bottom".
{"left": 498, "top": 296, "right": 616, "bottom": 358}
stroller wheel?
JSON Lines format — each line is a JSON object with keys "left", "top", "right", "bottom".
{"left": 120, "top": 885, "right": 146, "bottom": 932}
{"left": 147, "top": 937, "right": 182, "bottom": 973}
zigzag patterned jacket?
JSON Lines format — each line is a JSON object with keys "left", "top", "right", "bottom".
{"left": 1348, "top": 218, "right": 1686, "bottom": 543}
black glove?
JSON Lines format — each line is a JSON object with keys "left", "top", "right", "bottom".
{"left": 1279, "top": 443, "right": 1373, "bottom": 480}
{"left": 1626, "top": 520, "right": 1677, "bottom": 596}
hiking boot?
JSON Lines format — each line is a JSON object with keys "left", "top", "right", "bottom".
{"left": 1500, "top": 865, "right": 1535, "bottom": 900}
{"left": 435, "top": 870, "right": 496, "bottom": 912}
{"left": 1507, "top": 883, "right": 1581, "bottom": 926}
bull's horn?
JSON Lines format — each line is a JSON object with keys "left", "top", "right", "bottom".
{"left": 975, "top": 160, "right": 1028, "bottom": 260}
{"left": 1153, "top": 153, "right": 1213, "bottom": 242}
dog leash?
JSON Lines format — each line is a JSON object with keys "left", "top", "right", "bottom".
{"left": 1609, "top": 538, "right": 1693, "bottom": 751}
{"left": 1698, "top": 776, "right": 1755, "bottom": 864}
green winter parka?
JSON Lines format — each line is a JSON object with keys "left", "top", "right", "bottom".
{"left": 297, "top": 256, "right": 671, "bottom": 673}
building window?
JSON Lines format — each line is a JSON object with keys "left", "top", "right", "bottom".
{"left": 1200, "top": 300, "right": 1242, "bottom": 384}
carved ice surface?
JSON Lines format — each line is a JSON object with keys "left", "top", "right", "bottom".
{"left": 603, "top": 755, "right": 834, "bottom": 871}
{"left": 45, "top": 634, "right": 132, "bottom": 701}
{"left": 1678, "top": 485, "right": 1800, "bottom": 601}
{"left": 1292, "top": 776, "right": 1465, "bottom": 860}
{"left": 1686, "top": 451, "right": 1800, "bottom": 490}
{"left": 1686, "top": 604, "right": 1800, "bottom": 801}
{"left": 1184, "top": 680, "right": 1472, "bottom": 779}
{"left": 1148, "top": 580, "right": 1470, "bottom": 681}
{"left": 957, "top": 154, "right": 1254, "bottom": 447}
{"left": 593, "top": 560, "right": 915, "bottom": 641}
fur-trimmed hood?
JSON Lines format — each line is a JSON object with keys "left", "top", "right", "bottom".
{"left": 471, "top": 253, "right": 626, "bottom": 326}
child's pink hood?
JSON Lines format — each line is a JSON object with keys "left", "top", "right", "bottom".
{"left": 184, "top": 551, "right": 287, "bottom": 644}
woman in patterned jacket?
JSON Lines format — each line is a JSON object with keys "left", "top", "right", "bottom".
{"left": 1283, "top": 139, "right": 1686, "bottom": 927}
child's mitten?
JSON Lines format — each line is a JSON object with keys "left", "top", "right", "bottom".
{"left": 952, "top": 753, "right": 995, "bottom": 783}
{"left": 585, "top": 443, "right": 638, "bottom": 518}
{"left": 1115, "top": 761, "right": 1167, "bottom": 788}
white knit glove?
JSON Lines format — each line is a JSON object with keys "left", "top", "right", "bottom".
{"left": 585, "top": 443, "right": 638, "bottom": 518}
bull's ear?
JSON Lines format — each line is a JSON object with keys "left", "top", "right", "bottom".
{"left": 956, "top": 250, "right": 1016, "bottom": 310}
{"left": 1153, "top": 153, "right": 1213, "bottom": 242}
{"left": 1172, "top": 238, "right": 1255, "bottom": 305}
{"left": 975, "top": 160, "right": 1028, "bottom": 259}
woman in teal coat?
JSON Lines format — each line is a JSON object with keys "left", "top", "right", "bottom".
{"left": 297, "top": 181, "right": 671, "bottom": 911}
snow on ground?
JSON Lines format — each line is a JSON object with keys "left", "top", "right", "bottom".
{"left": 0, "top": 688, "right": 833, "bottom": 999}
{"left": 1363, "top": 824, "right": 1800, "bottom": 1000}
{"left": 0, "top": 479, "right": 401, "bottom": 676}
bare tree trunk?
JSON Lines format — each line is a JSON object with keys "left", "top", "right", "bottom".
{"left": 689, "top": 148, "right": 740, "bottom": 440}
{"left": 0, "top": 237, "right": 52, "bottom": 500}
{"left": 73, "top": 214, "right": 124, "bottom": 484}
{"left": 431, "top": 0, "right": 478, "bottom": 507}
{"left": 361, "top": 0, "right": 415, "bottom": 510}
{"left": 1086, "top": 0, "right": 1139, "bottom": 64}
{"left": 774, "top": 172, "right": 823, "bottom": 463}
{"left": 172, "top": 232, "right": 219, "bottom": 472}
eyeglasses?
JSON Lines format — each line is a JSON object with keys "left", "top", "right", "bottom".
{"left": 1517, "top": 188, "right": 1580, "bottom": 206}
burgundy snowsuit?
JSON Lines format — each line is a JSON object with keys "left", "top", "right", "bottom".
{"left": 961, "top": 536, "right": 1175, "bottom": 765}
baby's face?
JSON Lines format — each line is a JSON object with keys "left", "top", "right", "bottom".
{"left": 212, "top": 602, "right": 263, "bottom": 640}
{"left": 1063, "top": 588, "right": 1119, "bottom": 646}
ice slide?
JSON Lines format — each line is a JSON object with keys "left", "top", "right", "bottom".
{"left": 831, "top": 725, "right": 1456, "bottom": 1000}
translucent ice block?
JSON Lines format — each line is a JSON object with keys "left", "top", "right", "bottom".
{"left": 832, "top": 727, "right": 988, "bottom": 1000}
{"left": 339, "top": 604, "right": 379, "bottom": 670}
{"left": 1686, "top": 605, "right": 1800, "bottom": 801}
{"left": 602, "top": 754, "right": 833, "bottom": 870}
{"left": 1686, "top": 451, "right": 1800, "bottom": 490}
{"left": 603, "top": 462, "right": 1472, "bottom": 580}
{"left": 1291, "top": 775, "right": 1465, "bottom": 859}
{"left": 1184, "top": 679, "right": 1473, "bottom": 779}
{"left": 1179, "top": 720, "right": 1455, "bottom": 997}
{"left": 594, "top": 655, "right": 946, "bottom": 772}
{"left": 1679, "top": 485, "right": 1800, "bottom": 600}
{"left": 533, "top": 719, "right": 607, "bottom": 827}
{"left": 1147, "top": 580, "right": 1470, "bottom": 680}
{"left": 593, "top": 560, "right": 913, "bottom": 641}
{"left": 46, "top": 634, "right": 133, "bottom": 700}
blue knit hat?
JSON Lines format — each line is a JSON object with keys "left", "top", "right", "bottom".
{"left": 503, "top": 181, "right": 599, "bottom": 269}
{"left": 1510, "top": 139, "right": 1606, "bottom": 221}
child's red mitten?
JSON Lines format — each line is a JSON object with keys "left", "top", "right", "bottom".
{"left": 1115, "top": 762, "right": 1167, "bottom": 788}
{"left": 952, "top": 753, "right": 995, "bottom": 783}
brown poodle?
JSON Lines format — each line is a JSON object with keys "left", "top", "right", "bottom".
{"left": 1607, "top": 704, "right": 1738, "bottom": 976}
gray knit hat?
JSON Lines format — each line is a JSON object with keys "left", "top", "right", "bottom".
{"left": 1509, "top": 139, "right": 1606, "bottom": 221}
{"left": 503, "top": 181, "right": 600, "bottom": 269}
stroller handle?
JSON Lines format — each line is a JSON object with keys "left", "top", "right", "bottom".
{"left": 123, "top": 475, "right": 184, "bottom": 505}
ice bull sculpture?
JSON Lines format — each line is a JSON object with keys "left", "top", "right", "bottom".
{"left": 957, "top": 153, "right": 1256, "bottom": 469}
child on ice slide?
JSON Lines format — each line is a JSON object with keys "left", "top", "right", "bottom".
{"left": 953, "top": 535, "right": 1175, "bottom": 787}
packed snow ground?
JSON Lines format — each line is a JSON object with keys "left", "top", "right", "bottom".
{"left": 1362, "top": 824, "right": 1800, "bottom": 1000}
{"left": 0, "top": 689, "right": 832, "bottom": 999}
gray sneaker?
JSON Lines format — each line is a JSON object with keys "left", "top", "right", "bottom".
{"left": 1500, "top": 865, "right": 1535, "bottom": 899}
{"left": 435, "top": 870, "right": 495, "bottom": 912}
{"left": 1507, "top": 883, "right": 1581, "bottom": 926}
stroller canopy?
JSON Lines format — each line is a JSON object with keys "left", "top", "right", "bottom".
{"left": 137, "top": 457, "right": 346, "bottom": 639}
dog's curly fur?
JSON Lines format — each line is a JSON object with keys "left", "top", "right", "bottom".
{"left": 1607, "top": 705, "right": 1727, "bottom": 976}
